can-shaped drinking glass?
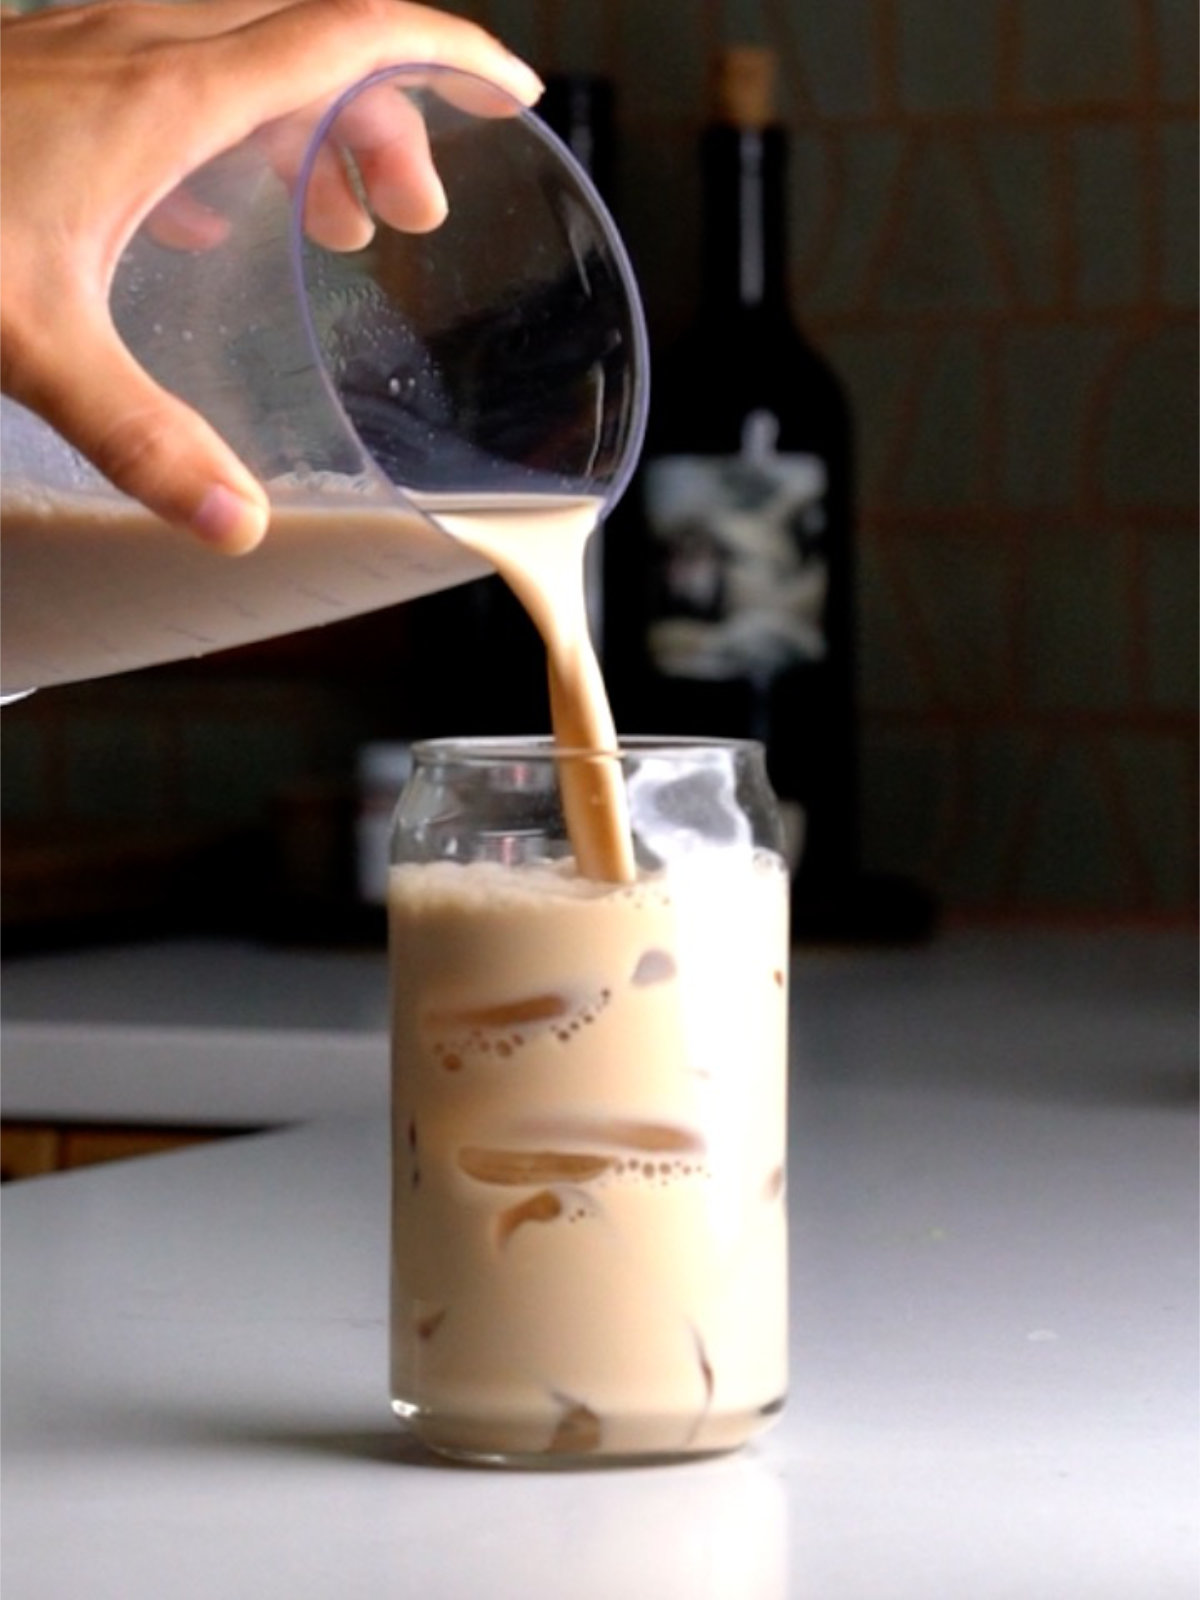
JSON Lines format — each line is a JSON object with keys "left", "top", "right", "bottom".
{"left": 388, "top": 736, "right": 789, "bottom": 1465}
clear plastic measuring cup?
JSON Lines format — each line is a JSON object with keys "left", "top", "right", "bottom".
{"left": 0, "top": 65, "right": 649, "bottom": 696}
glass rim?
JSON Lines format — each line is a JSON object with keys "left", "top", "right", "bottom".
{"left": 408, "top": 735, "right": 768, "bottom": 764}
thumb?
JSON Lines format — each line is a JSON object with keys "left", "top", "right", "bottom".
{"left": 11, "top": 309, "right": 270, "bottom": 555}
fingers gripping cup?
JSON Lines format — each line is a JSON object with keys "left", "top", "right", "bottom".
{"left": 0, "top": 66, "right": 648, "bottom": 695}
{"left": 388, "top": 738, "right": 790, "bottom": 1466}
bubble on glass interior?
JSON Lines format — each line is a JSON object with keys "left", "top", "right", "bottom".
{"left": 625, "top": 750, "right": 752, "bottom": 864}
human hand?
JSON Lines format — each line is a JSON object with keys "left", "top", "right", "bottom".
{"left": 0, "top": 0, "right": 543, "bottom": 553}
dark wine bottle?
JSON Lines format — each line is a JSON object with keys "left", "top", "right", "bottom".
{"left": 608, "top": 47, "right": 862, "bottom": 935}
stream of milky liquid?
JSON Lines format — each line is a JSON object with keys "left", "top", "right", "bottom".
{"left": 425, "top": 495, "right": 636, "bottom": 884}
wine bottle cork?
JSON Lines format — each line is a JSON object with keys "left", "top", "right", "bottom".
{"left": 711, "top": 46, "right": 777, "bottom": 128}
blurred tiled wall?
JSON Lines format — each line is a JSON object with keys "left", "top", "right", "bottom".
{"left": 3, "top": 0, "right": 1196, "bottom": 922}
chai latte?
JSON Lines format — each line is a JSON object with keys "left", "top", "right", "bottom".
{"left": 388, "top": 498, "right": 789, "bottom": 1462}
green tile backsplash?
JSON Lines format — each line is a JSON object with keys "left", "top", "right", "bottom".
{"left": 2, "top": 0, "right": 1195, "bottom": 924}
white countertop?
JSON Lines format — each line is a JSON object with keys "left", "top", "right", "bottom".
{"left": 1, "top": 939, "right": 392, "bottom": 1126}
{"left": 2, "top": 929, "right": 1197, "bottom": 1598}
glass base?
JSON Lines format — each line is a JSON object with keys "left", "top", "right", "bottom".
{"left": 392, "top": 1395, "right": 785, "bottom": 1469}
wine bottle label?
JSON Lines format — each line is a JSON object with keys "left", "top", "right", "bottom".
{"left": 643, "top": 411, "right": 830, "bottom": 681}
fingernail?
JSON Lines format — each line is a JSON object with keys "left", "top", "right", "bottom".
{"left": 506, "top": 54, "right": 545, "bottom": 102}
{"left": 192, "top": 484, "right": 266, "bottom": 553}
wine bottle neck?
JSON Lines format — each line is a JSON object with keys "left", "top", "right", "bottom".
{"left": 700, "top": 124, "right": 789, "bottom": 315}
